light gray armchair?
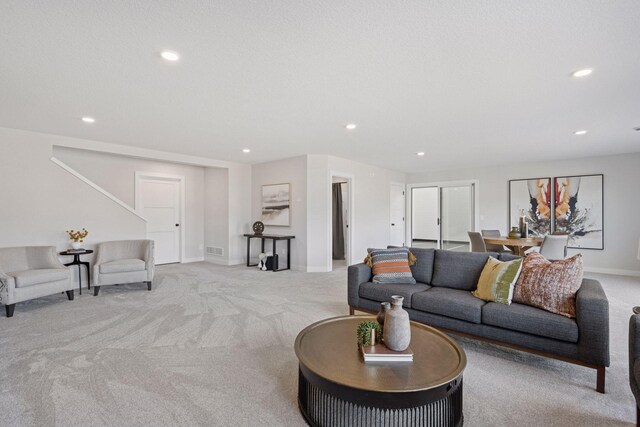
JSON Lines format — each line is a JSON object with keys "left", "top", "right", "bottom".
{"left": 0, "top": 246, "right": 74, "bottom": 317}
{"left": 93, "top": 240, "right": 154, "bottom": 296}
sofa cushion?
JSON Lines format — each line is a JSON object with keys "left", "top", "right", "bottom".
{"left": 498, "top": 253, "right": 521, "bottom": 262}
{"left": 408, "top": 248, "right": 435, "bottom": 284}
{"left": 99, "top": 258, "right": 146, "bottom": 274}
{"left": 366, "top": 248, "right": 416, "bottom": 284}
{"left": 431, "top": 250, "right": 499, "bottom": 291}
{"left": 9, "top": 268, "right": 69, "bottom": 288}
{"left": 482, "top": 301, "right": 579, "bottom": 343}
{"left": 412, "top": 287, "right": 487, "bottom": 324}
{"left": 513, "top": 252, "right": 584, "bottom": 318}
{"left": 359, "top": 282, "right": 430, "bottom": 308}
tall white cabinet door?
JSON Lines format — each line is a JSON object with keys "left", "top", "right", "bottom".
{"left": 389, "top": 183, "right": 406, "bottom": 247}
{"left": 137, "top": 178, "right": 181, "bottom": 264}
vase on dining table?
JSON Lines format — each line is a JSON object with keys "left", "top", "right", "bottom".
{"left": 508, "top": 227, "right": 521, "bottom": 239}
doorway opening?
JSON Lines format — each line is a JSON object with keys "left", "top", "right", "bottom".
{"left": 331, "top": 175, "right": 352, "bottom": 271}
{"left": 390, "top": 183, "right": 406, "bottom": 247}
{"left": 135, "top": 172, "right": 185, "bottom": 264}
{"left": 410, "top": 182, "right": 477, "bottom": 252}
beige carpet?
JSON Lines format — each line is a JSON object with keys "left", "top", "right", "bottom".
{"left": 0, "top": 262, "right": 637, "bottom": 426}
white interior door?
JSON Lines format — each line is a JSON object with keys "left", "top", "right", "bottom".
{"left": 136, "top": 175, "right": 182, "bottom": 264}
{"left": 390, "top": 183, "right": 406, "bottom": 246}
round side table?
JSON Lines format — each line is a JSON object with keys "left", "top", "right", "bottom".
{"left": 60, "top": 250, "right": 93, "bottom": 295}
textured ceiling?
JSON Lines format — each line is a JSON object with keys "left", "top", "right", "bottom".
{"left": 1, "top": 1, "right": 639, "bottom": 172}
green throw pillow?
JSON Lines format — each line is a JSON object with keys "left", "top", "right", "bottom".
{"left": 472, "top": 256, "right": 523, "bottom": 305}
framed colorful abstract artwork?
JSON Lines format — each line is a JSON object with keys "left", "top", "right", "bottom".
{"left": 553, "top": 174, "right": 604, "bottom": 250}
{"left": 508, "top": 178, "right": 552, "bottom": 237}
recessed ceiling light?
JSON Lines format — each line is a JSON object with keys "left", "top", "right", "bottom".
{"left": 81, "top": 117, "right": 95, "bottom": 123}
{"left": 160, "top": 50, "right": 180, "bottom": 61}
{"left": 242, "top": 148, "right": 251, "bottom": 153}
{"left": 417, "top": 152, "right": 425, "bottom": 156}
{"left": 345, "top": 123, "right": 357, "bottom": 130}
{"left": 572, "top": 68, "right": 592, "bottom": 78}
{"left": 574, "top": 130, "right": 588, "bottom": 135}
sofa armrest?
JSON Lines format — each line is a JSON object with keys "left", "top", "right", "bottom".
{"left": 0, "top": 266, "right": 15, "bottom": 305}
{"left": 630, "top": 314, "right": 640, "bottom": 396}
{"left": 576, "top": 278, "right": 610, "bottom": 366}
{"left": 143, "top": 240, "right": 155, "bottom": 281}
{"left": 348, "top": 263, "right": 372, "bottom": 308}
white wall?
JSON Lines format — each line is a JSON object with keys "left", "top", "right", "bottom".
{"left": 407, "top": 153, "right": 640, "bottom": 275}
{"left": 0, "top": 126, "right": 252, "bottom": 270}
{"left": 0, "top": 128, "right": 146, "bottom": 259}
{"left": 204, "top": 167, "right": 229, "bottom": 264}
{"left": 54, "top": 146, "right": 206, "bottom": 261}
{"left": 412, "top": 187, "right": 438, "bottom": 240}
{"left": 251, "top": 156, "right": 307, "bottom": 270}
{"left": 324, "top": 156, "right": 405, "bottom": 271}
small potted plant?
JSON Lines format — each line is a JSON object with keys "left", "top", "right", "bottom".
{"left": 356, "top": 320, "right": 383, "bottom": 348}
{"left": 66, "top": 228, "right": 88, "bottom": 250}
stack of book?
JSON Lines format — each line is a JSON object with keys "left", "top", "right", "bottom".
{"left": 360, "top": 344, "right": 413, "bottom": 363}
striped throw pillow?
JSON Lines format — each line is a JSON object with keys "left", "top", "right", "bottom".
{"left": 366, "top": 248, "right": 417, "bottom": 284}
{"left": 473, "top": 256, "right": 523, "bottom": 305}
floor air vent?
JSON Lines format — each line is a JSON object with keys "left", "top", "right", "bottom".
{"left": 207, "top": 247, "right": 224, "bottom": 256}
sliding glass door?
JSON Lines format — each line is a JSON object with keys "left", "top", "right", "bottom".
{"left": 411, "top": 184, "right": 475, "bottom": 252}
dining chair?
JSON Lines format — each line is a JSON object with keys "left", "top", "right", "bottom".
{"left": 468, "top": 231, "right": 487, "bottom": 253}
{"left": 539, "top": 235, "right": 569, "bottom": 260}
{"left": 481, "top": 229, "right": 512, "bottom": 253}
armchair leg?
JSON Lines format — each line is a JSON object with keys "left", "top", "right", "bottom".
{"left": 637, "top": 406, "right": 639, "bottom": 427}
{"left": 93, "top": 286, "right": 101, "bottom": 296}
{"left": 349, "top": 306, "right": 355, "bottom": 315}
{"left": 66, "top": 290, "right": 74, "bottom": 301}
{"left": 146, "top": 281, "right": 152, "bottom": 291}
{"left": 5, "top": 304, "right": 15, "bottom": 317}
{"left": 596, "top": 365, "right": 605, "bottom": 394}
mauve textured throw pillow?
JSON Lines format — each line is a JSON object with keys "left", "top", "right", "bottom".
{"left": 513, "top": 252, "right": 584, "bottom": 318}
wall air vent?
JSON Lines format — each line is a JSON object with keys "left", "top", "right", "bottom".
{"left": 206, "top": 247, "right": 224, "bottom": 256}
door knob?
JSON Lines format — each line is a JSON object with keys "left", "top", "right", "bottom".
{"left": 391, "top": 223, "right": 395, "bottom": 226}
{"left": 175, "top": 224, "right": 180, "bottom": 227}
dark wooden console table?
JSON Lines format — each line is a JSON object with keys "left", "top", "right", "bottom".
{"left": 243, "top": 234, "right": 295, "bottom": 272}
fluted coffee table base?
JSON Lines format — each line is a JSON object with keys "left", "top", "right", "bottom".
{"left": 298, "top": 367, "right": 463, "bottom": 427}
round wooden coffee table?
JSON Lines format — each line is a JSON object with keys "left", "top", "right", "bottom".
{"left": 294, "top": 315, "right": 466, "bottom": 427}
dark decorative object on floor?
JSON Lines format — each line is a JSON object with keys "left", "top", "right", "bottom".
{"left": 252, "top": 221, "right": 264, "bottom": 235}
{"left": 356, "top": 320, "right": 382, "bottom": 347}
{"left": 383, "top": 296, "right": 411, "bottom": 351}
{"left": 376, "top": 302, "right": 390, "bottom": 330}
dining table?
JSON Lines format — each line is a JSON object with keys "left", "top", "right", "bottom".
{"left": 482, "top": 235, "right": 544, "bottom": 256}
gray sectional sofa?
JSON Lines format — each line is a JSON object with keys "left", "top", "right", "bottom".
{"left": 348, "top": 248, "right": 610, "bottom": 393}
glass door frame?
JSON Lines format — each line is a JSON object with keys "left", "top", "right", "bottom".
{"left": 406, "top": 179, "right": 480, "bottom": 251}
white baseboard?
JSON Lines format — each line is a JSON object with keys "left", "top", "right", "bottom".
{"left": 182, "top": 257, "right": 205, "bottom": 264}
{"left": 307, "top": 266, "right": 331, "bottom": 273}
{"left": 584, "top": 267, "right": 640, "bottom": 277}
{"left": 205, "top": 257, "right": 229, "bottom": 266}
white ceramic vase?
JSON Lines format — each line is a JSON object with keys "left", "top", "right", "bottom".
{"left": 383, "top": 295, "right": 411, "bottom": 351}
{"left": 71, "top": 241, "right": 82, "bottom": 250}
